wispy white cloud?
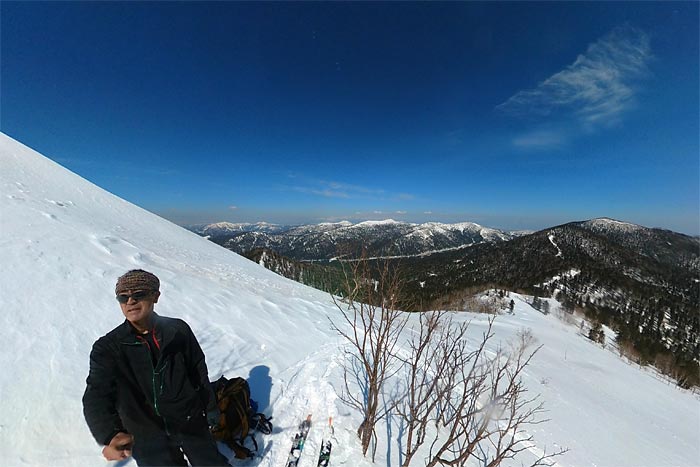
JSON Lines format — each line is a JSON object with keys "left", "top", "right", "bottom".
{"left": 289, "top": 186, "right": 352, "bottom": 199}
{"left": 512, "top": 129, "right": 568, "bottom": 150}
{"left": 324, "top": 181, "right": 386, "bottom": 197}
{"left": 228, "top": 205, "right": 238, "bottom": 210}
{"left": 497, "top": 25, "right": 652, "bottom": 127}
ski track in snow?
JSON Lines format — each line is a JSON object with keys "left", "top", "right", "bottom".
{"left": 262, "top": 343, "right": 344, "bottom": 467}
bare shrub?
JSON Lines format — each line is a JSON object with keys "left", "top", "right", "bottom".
{"left": 332, "top": 259, "right": 565, "bottom": 465}
{"left": 330, "top": 257, "right": 408, "bottom": 459}
{"left": 396, "top": 315, "right": 566, "bottom": 467}
{"left": 654, "top": 352, "right": 675, "bottom": 378}
{"left": 617, "top": 338, "right": 643, "bottom": 365}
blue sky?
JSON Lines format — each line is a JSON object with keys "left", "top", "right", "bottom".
{"left": 2, "top": 2, "right": 698, "bottom": 233}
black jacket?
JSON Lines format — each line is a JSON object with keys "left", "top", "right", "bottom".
{"left": 83, "top": 313, "right": 217, "bottom": 445}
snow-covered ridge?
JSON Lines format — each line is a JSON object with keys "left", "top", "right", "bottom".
{"left": 582, "top": 217, "right": 644, "bottom": 233}
{"left": 199, "top": 219, "right": 514, "bottom": 236}
{"left": 348, "top": 218, "right": 404, "bottom": 228}
{"left": 318, "top": 220, "right": 353, "bottom": 227}
{"left": 204, "top": 221, "right": 251, "bottom": 232}
{"left": 508, "top": 229, "right": 536, "bottom": 237}
{"left": 414, "top": 221, "right": 482, "bottom": 233}
{"left": 197, "top": 221, "right": 284, "bottom": 236}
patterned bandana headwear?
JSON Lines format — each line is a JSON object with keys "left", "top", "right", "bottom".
{"left": 115, "top": 269, "right": 160, "bottom": 295}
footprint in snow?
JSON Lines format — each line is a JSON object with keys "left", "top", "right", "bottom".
{"left": 45, "top": 199, "right": 71, "bottom": 207}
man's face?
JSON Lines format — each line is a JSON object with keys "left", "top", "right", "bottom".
{"left": 117, "top": 290, "right": 160, "bottom": 325}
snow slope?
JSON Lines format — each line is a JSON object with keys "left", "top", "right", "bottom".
{"left": 1, "top": 132, "right": 698, "bottom": 467}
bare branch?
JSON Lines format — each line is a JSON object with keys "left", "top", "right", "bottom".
{"left": 398, "top": 313, "right": 567, "bottom": 467}
{"left": 329, "top": 254, "right": 409, "bottom": 458}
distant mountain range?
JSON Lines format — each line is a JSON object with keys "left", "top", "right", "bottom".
{"left": 190, "top": 219, "right": 527, "bottom": 260}
{"left": 191, "top": 221, "right": 288, "bottom": 236}
{"left": 190, "top": 217, "right": 700, "bottom": 388}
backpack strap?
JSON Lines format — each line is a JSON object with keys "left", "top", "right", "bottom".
{"left": 250, "top": 412, "right": 273, "bottom": 435}
{"left": 230, "top": 440, "right": 255, "bottom": 459}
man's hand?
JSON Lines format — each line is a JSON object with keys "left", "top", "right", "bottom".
{"left": 102, "top": 432, "right": 134, "bottom": 461}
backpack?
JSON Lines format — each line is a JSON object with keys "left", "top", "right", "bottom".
{"left": 210, "top": 376, "right": 273, "bottom": 459}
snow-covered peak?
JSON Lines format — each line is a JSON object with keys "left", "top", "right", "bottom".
{"left": 414, "top": 222, "right": 512, "bottom": 241}
{"left": 318, "top": 220, "right": 353, "bottom": 227}
{"left": 509, "top": 229, "right": 536, "bottom": 237}
{"left": 202, "top": 221, "right": 250, "bottom": 232}
{"left": 286, "top": 221, "right": 354, "bottom": 235}
{"left": 582, "top": 217, "right": 644, "bottom": 233}
{"left": 199, "top": 221, "right": 282, "bottom": 235}
{"left": 350, "top": 218, "right": 405, "bottom": 228}
{"left": 438, "top": 221, "right": 483, "bottom": 231}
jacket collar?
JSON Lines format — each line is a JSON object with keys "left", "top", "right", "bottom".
{"left": 118, "top": 312, "right": 161, "bottom": 340}
{"left": 116, "top": 312, "right": 178, "bottom": 350}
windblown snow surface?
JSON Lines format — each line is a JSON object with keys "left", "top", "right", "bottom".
{"left": 1, "top": 132, "right": 698, "bottom": 467}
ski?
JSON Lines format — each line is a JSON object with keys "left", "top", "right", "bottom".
{"left": 285, "top": 414, "right": 312, "bottom": 467}
{"left": 316, "top": 417, "right": 334, "bottom": 467}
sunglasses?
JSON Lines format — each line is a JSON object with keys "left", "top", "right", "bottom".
{"left": 116, "top": 290, "right": 155, "bottom": 304}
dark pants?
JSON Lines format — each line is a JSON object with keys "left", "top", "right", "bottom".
{"left": 132, "top": 416, "right": 229, "bottom": 467}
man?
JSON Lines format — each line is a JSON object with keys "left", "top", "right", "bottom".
{"left": 83, "top": 269, "right": 228, "bottom": 466}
